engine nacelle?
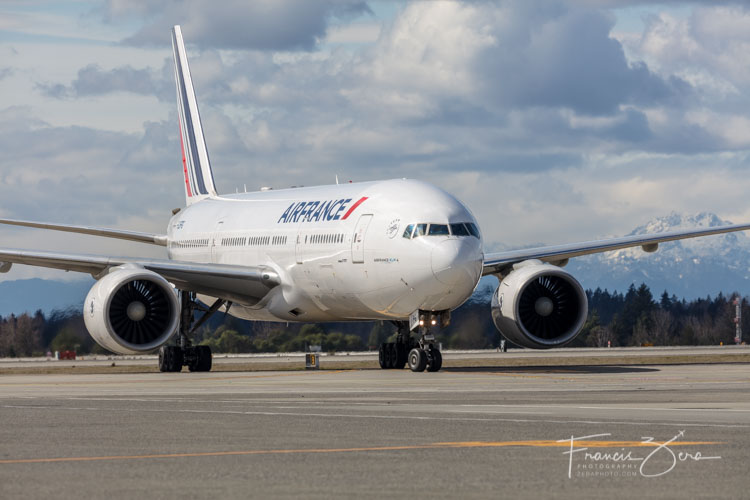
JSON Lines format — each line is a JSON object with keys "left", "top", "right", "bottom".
{"left": 491, "top": 261, "right": 588, "bottom": 349}
{"left": 84, "top": 266, "right": 180, "bottom": 354}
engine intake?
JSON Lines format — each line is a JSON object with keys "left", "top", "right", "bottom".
{"left": 84, "top": 267, "right": 179, "bottom": 354}
{"left": 491, "top": 261, "right": 587, "bottom": 349}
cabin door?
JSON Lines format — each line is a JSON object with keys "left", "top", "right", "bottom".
{"left": 351, "top": 214, "right": 373, "bottom": 264}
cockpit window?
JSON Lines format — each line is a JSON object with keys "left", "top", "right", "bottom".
{"left": 413, "top": 223, "right": 428, "bottom": 238}
{"left": 403, "top": 222, "right": 478, "bottom": 239}
{"left": 428, "top": 224, "right": 450, "bottom": 236}
{"left": 450, "top": 223, "right": 470, "bottom": 236}
{"left": 465, "top": 222, "right": 480, "bottom": 238}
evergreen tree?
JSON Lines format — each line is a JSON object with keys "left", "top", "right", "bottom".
{"left": 660, "top": 291, "right": 672, "bottom": 310}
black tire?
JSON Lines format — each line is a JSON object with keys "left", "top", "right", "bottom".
{"left": 388, "top": 343, "right": 400, "bottom": 369}
{"left": 171, "top": 346, "right": 184, "bottom": 372}
{"left": 384, "top": 343, "right": 393, "bottom": 368}
{"left": 189, "top": 345, "right": 212, "bottom": 372}
{"left": 424, "top": 348, "right": 434, "bottom": 368}
{"left": 427, "top": 349, "right": 442, "bottom": 372}
{"left": 378, "top": 343, "right": 387, "bottom": 369}
{"left": 394, "top": 344, "right": 407, "bottom": 369}
{"left": 198, "top": 345, "right": 212, "bottom": 371}
{"left": 408, "top": 348, "right": 427, "bottom": 372}
{"left": 158, "top": 345, "right": 169, "bottom": 372}
{"left": 159, "top": 346, "right": 183, "bottom": 372}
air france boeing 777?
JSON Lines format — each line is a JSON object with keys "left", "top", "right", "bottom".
{"left": 1, "top": 26, "right": 749, "bottom": 372}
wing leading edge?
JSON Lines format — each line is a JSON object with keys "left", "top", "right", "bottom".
{"left": 0, "top": 248, "right": 280, "bottom": 306}
{"left": 483, "top": 222, "right": 750, "bottom": 276}
{"left": 0, "top": 218, "right": 167, "bottom": 246}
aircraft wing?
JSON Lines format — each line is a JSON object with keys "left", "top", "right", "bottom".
{"left": 0, "top": 218, "right": 168, "bottom": 246}
{"left": 0, "top": 248, "right": 280, "bottom": 305}
{"left": 483, "top": 222, "right": 750, "bottom": 276}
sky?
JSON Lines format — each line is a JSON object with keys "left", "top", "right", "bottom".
{"left": 2, "top": 0, "right": 750, "bottom": 283}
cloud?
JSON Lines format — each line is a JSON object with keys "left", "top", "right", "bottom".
{"left": 37, "top": 62, "right": 171, "bottom": 100}
{"left": 565, "top": 0, "right": 746, "bottom": 6}
{"left": 41, "top": 3, "right": 683, "bottom": 127}
{"left": 479, "top": 8, "right": 678, "bottom": 115}
{"left": 614, "top": 5, "right": 750, "bottom": 150}
{"left": 24, "top": 2, "right": 731, "bottom": 170}
{"left": 60, "top": 2, "right": 730, "bottom": 177}
{"left": 325, "top": 22, "right": 381, "bottom": 44}
{"left": 101, "top": 0, "right": 372, "bottom": 50}
{"left": 619, "top": 6, "right": 750, "bottom": 94}
{"left": 0, "top": 106, "right": 181, "bottom": 226}
{"left": 5, "top": 0, "right": 750, "bottom": 274}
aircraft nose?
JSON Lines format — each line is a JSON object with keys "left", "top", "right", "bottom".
{"left": 431, "top": 238, "right": 483, "bottom": 286}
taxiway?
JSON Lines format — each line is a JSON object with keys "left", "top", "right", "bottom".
{"left": 1, "top": 360, "right": 748, "bottom": 499}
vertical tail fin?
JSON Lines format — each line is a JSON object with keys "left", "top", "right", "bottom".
{"left": 171, "top": 25, "right": 217, "bottom": 206}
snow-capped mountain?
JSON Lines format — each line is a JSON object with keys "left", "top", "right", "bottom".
{"left": 566, "top": 212, "right": 750, "bottom": 298}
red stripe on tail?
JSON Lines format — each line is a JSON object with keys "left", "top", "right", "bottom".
{"left": 178, "top": 122, "right": 192, "bottom": 197}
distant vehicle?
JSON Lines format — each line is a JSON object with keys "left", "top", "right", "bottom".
{"left": 2, "top": 26, "right": 749, "bottom": 373}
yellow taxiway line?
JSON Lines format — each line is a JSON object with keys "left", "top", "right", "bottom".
{"left": 0, "top": 439, "right": 720, "bottom": 465}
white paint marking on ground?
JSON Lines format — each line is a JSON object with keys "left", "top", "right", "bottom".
{"left": 2, "top": 403, "right": 749, "bottom": 429}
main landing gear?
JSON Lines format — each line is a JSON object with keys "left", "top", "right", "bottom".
{"left": 378, "top": 322, "right": 412, "bottom": 370}
{"left": 378, "top": 311, "right": 448, "bottom": 372}
{"left": 158, "top": 292, "right": 223, "bottom": 373}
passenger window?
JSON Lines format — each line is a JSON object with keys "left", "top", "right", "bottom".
{"left": 414, "top": 223, "right": 428, "bottom": 238}
{"left": 465, "top": 223, "right": 480, "bottom": 238}
{"left": 450, "top": 223, "right": 470, "bottom": 236}
{"left": 428, "top": 224, "right": 449, "bottom": 236}
{"left": 402, "top": 224, "right": 414, "bottom": 239}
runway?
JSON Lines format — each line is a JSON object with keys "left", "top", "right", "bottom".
{"left": 1, "top": 362, "right": 749, "bottom": 499}
{"left": 2, "top": 345, "right": 749, "bottom": 374}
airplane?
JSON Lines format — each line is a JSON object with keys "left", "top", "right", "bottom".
{"left": 2, "top": 25, "right": 750, "bottom": 373}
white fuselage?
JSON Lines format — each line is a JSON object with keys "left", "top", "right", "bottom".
{"left": 166, "top": 179, "right": 484, "bottom": 322}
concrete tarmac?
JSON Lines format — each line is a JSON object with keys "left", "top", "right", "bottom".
{"left": 2, "top": 345, "right": 749, "bottom": 373}
{"left": 1, "top": 361, "right": 749, "bottom": 499}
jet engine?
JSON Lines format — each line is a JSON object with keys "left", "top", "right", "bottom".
{"left": 84, "top": 266, "right": 180, "bottom": 354}
{"left": 491, "top": 261, "right": 587, "bottom": 349}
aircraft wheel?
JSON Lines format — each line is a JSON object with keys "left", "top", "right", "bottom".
{"left": 378, "top": 343, "right": 388, "bottom": 369}
{"left": 189, "top": 345, "right": 212, "bottom": 372}
{"left": 158, "top": 346, "right": 168, "bottom": 372}
{"left": 159, "top": 345, "right": 183, "bottom": 372}
{"left": 426, "top": 349, "right": 442, "bottom": 372}
{"left": 384, "top": 343, "right": 394, "bottom": 368}
{"left": 408, "top": 348, "right": 427, "bottom": 372}
{"left": 395, "top": 344, "right": 407, "bottom": 369}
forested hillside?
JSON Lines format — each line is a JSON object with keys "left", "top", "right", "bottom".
{"left": 1, "top": 283, "right": 746, "bottom": 357}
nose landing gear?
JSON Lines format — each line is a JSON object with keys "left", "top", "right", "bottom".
{"left": 378, "top": 311, "right": 449, "bottom": 372}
